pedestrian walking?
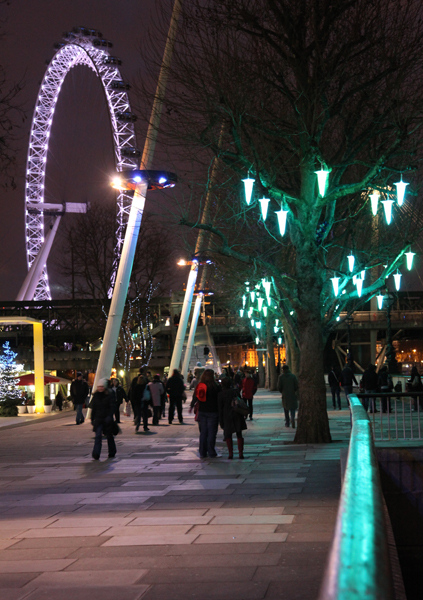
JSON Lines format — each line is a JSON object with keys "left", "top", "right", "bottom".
{"left": 90, "top": 379, "right": 117, "bottom": 460}
{"left": 129, "top": 368, "right": 144, "bottom": 424}
{"left": 218, "top": 377, "right": 247, "bottom": 459}
{"left": 340, "top": 363, "right": 358, "bottom": 405}
{"left": 409, "top": 366, "right": 423, "bottom": 411}
{"left": 191, "top": 369, "right": 220, "bottom": 458}
{"left": 166, "top": 369, "right": 185, "bottom": 424}
{"left": 361, "top": 364, "right": 379, "bottom": 412}
{"left": 277, "top": 364, "right": 298, "bottom": 428}
{"left": 132, "top": 375, "right": 150, "bottom": 432}
{"left": 70, "top": 371, "right": 89, "bottom": 425}
{"left": 241, "top": 371, "right": 257, "bottom": 420}
{"left": 110, "top": 378, "right": 127, "bottom": 423}
{"left": 328, "top": 365, "right": 342, "bottom": 410}
{"left": 378, "top": 365, "right": 393, "bottom": 413}
{"left": 147, "top": 375, "right": 165, "bottom": 425}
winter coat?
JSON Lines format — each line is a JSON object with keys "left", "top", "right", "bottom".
{"left": 328, "top": 370, "right": 340, "bottom": 387}
{"left": 378, "top": 371, "right": 393, "bottom": 391}
{"left": 90, "top": 390, "right": 115, "bottom": 431}
{"left": 131, "top": 381, "right": 147, "bottom": 411}
{"left": 277, "top": 372, "right": 299, "bottom": 410}
{"left": 112, "top": 385, "right": 127, "bottom": 405}
{"left": 192, "top": 383, "right": 220, "bottom": 413}
{"left": 148, "top": 381, "right": 165, "bottom": 407}
{"left": 341, "top": 366, "right": 358, "bottom": 387}
{"left": 165, "top": 375, "right": 185, "bottom": 399}
{"left": 241, "top": 376, "right": 257, "bottom": 399}
{"left": 362, "top": 368, "right": 379, "bottom": 390}
{"left": 70, "top": 379, "right": 89, "bottom": 405}
{"left": 218, "top": 388, "right": 247, "bottom": 439}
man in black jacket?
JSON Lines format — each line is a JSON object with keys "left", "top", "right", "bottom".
{"left": 165, "top": 369, "right": 185, "bottom": 424}
{"left": 70, "top": 372, "right": 89, "bottom": 425}
{"left": 361, "top": 364, "right": 379, "bottom": 413}
{"left": 90, "top": 379, "right": 116, "bottom": 460}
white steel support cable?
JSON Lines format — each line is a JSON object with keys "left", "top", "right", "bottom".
{"left": 91, "top": 0, "right": 183, "bottom": 394}
{"left": 181, "top": 293, "right": 203, "bottom": 380}
{"left": 169, "top": 266, "right": 199, "bottom": 374}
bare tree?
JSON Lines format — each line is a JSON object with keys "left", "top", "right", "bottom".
{"left": 137, "top": 0, "right": 423, "bottom": 442}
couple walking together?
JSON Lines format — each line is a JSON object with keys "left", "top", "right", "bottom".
{"left": 191, "top": 370, "right": 247, "bottom": 459}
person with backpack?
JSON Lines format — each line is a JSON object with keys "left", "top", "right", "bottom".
{"left": 328, "top": 365, "right": 342, "bottom": 410}
{"left": 218, "top": 377, "right": 247, "bottom": 459}
{"left": 191, "top": 369, "right": 220, "bottom": 458}
{"left": 147, "top": 375, "right": 166, "bottom": 425}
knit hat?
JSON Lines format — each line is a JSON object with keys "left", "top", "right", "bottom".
{"left": 96, "top": 378, "right": 108, "bottom": 389}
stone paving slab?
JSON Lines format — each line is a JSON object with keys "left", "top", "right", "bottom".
{"left": 0, "top": 390, "right": 348, "bottom": 599}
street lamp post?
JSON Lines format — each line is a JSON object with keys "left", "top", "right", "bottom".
{"left": 346, "top": 316, "right": 354, "bottom": 365}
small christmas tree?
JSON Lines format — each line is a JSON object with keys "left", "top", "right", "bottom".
{"left": 0, "top": 341, "right": 23, "bottom": 403}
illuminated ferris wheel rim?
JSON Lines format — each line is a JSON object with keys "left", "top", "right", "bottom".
{"left": 25, "top": 27, "right": 139, "bottom": 301}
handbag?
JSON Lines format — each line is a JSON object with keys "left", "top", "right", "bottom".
{"left": 232, "top": 397, "right": 249, "bottom": 417}
{"left": 142, "top": 387, "right": 151, "bottom": 402}
{"left": 111, "top": 421, "right": 121, "bottom": 436}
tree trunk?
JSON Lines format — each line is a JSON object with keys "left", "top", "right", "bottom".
{"left": 266, "top": 323, "right": 278, "bottom": 391}
{"left": 258, "top": 353, "right": 265, "bottom": 387}
{"left": 285, "top": 326, "right": 300, "bottom": 376}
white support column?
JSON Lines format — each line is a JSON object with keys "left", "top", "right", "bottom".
{"left": 19, "top": 216, "right": 61, "bottom": 301}
{"left": 169, "top": 265, "right": 198, "bottom": 374}
{"left": 90, "top": 0, "right": 183, "bottom": 398}
{"left": 181, "top": 293, "right": 203, "bottom": 380}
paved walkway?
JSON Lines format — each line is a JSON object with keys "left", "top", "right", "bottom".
{"left": 0, "top": 391, "right": 351, "bottom": 600}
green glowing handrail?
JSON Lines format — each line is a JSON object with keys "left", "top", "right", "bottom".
{"left": 318, "top": 395, "right": 394, "bottom": 600}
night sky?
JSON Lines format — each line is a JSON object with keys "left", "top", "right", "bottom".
{"left": 0, "top": 0, "right": 168, "bottom": 300}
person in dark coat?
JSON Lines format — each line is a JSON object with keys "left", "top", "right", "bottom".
{"left": 166, "top": 369, "right": 185, "bottom": 424}
{"left": 129, "top": 368, "right": 144, "bottom": 424}
{"left": 132, "top": 375, "right": 149, "bottom": 432}
{"left": 328, "top": 365, "right": 342, "bottom": 410}
{"left": 110, "top": 378, "right": 127, "bottom": 423}
{"left": 277, "top": 365, "right": 299, "bottom": 428}
{"left": 70, "top": 372, "right": 89, "bottom": 425}
{"left": 90, "top": 379, "right": 117, "bottom": 460}
{"left": 218, "top": 377, "right": 247, "bottom": 459}
{"left": 241, "top": 371, "right": 257, "bottom": 420}
{"left": 190, "top": 369, "right": 220, "bottom": 458}
{"left": 55, "top": 389, "right": 64, "bottom": 411}
{"left": 361, "top": 364, "right": 379, "bottom": 412}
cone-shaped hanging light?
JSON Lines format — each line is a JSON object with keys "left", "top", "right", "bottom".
{"left": 370, "top": 192, "right": 379, "bottom": 216}
{"left": 255, "top": 321, "right": 262, "bottom": 329}
{"left": 356, "top": 278, "right": 363, "bottom": 297}
{"left": 377, "top": 294, "right": 384, "bottom": 310}
{"left": 242, "top": 176, "right": 255, "bottom": 205}
{"left": 382, "top": 197, "right": 394, "bottom": 224}
{"left": 278, "top": 337, "right": 283, "bottom": 345}
{"left": 259, "top": 197, "right": 270, "bottom": 221}
{"left": 361, "top": 270, "right": 366, "bottom": 280}
{"left": 347, "top": 254, "right": 355, "bottom": 272}
{"left": 315, "top": 167, "right": 330, "bottom": 197}
{"left": 255, "top": 337, "right": 260, "bottom": 345}
{"left": 405, "top": 250, "right": 415, "bottom": 271}
{"left": 263, "top": 306, "right": 268, "bottom": 317}
{"left": 331, "top": 277, "right": 340, "bottom": 297}
{"left": 257, "top": 297, "right": 264, "bottom": 311}
{"left": 250, "top": 319, "right": 255, "bottom": 327}
{"left": 275, "top": 319, "right": 279, "bottom": 326}
{"left": 274, "top": 326, "right": 279, "bottom": 333}
{"left": 393, "top": 271, "right": 402, "bottom": 291}
{"left": 242, "top": 295, "right": 246, "bottom": 307}
{"left": 276, "top": 210, "right": 288, "bottom": 236}
{"left": 248, "top": 308, "right": 253, "bottom": 317}
{"left": 263, "top": 280, "right": 271, "bottom": 299}
{"left": 395, "top": 177, "right": 408, "bottom": 207}
{"left": 239, "top": 309, "right": 244, "bottom": 317}
{"left": 353, "top": 275, "right": 358, "bottom": 285}
{"left": 250, "top": 291, "right": 255, "bottom": 303}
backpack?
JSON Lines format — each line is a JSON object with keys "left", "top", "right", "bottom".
{"left": 142, "top": 386, "right": 151, "bottom": 402}
{"left": 196, "top": 383, "right": 207, "bottom": 402}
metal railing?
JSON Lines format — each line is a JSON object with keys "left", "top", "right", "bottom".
{"left": 318, "top": 394, "right": 394, "bottom": 600}
{"left": 357, "top": 392, "right": 422, "bottom": 441}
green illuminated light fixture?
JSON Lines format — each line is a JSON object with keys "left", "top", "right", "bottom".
{"left": 370, "top": 191, "right": 379, "bottom": 216}
{"left": 347, "top": 254, "right": 355, "bottom": 272}
{"left": 381, "top": 197, "right": 394, "bottom": 224}
{"left": 395, "top": 177, "right": 408, "bottom": 206}
{"left": 259, "top": 197, "right": 270, "bottom": 221}
{"left": 405, "top": 250, "right": 415, "bottom": 271}
{"left": 356, "top": 278, "right": 363, "bottom": 297}
{"left": 278, "top": 337, "right": 282, "bottom": 345}
{"left": 331, "top": 276, "right": 340, "bottom": 297}
{"left": 239, "top": 309, "right": 244, "bottom": 317}
{"left": 377, "top": 294, "right": 384, "bottom": 309}
{"left": 393, "top": 271, "right": 402, "bottom": 291}
{"left": 276, "top": 210, "right": 288, "bottom": 236}
{"left": 263, "top": 306, "right": 268, "bottom": 317}
{"left": 250, "top": 291, "right": 256, "bottom": 303}
{"left": 315, "top": 167, "right": 329, "bottom": 197}
{"left": 257, "top": 297, "right": 264, "bottom": 311}
{"left": 242, "top": 176, "right": 255, "bottom": 205}
{"left": 242, "top": 295, "right": 246, "bottom": 307}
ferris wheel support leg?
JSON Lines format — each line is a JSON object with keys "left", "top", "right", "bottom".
{"left": 169, "top": 266, "right": 199, "bottom": 375}
{"left": 181, "top": 292, "right": 203, "bottom": 380}
{"left": 17, "top": 216, "right": 62, "bottom": 301}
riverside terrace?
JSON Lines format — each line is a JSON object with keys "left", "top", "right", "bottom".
{"left": 0, "top": 390, "right": 420, "bottom": 600}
